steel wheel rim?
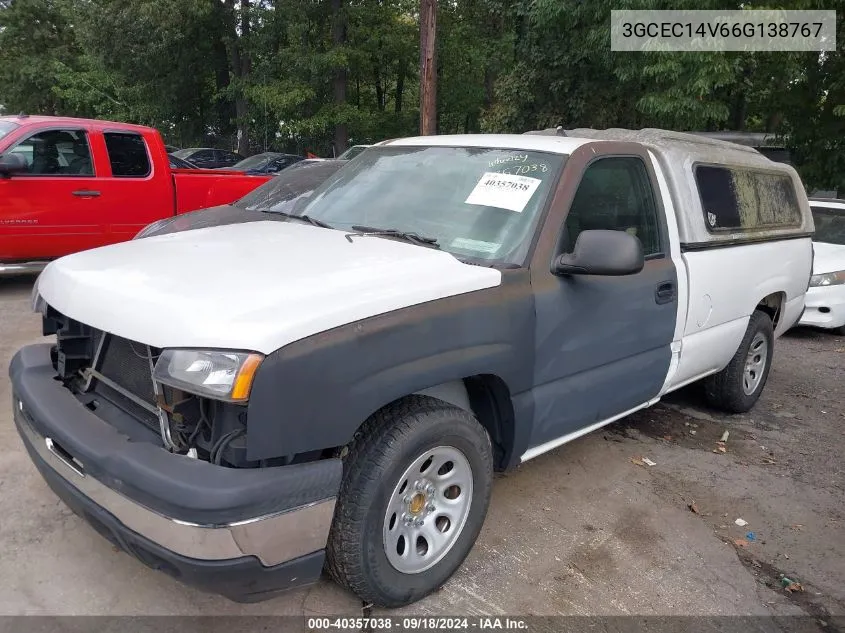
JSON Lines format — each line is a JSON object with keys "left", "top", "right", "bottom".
{"left": 383, "top": 446, "right": 473, "bottom": 574}
{"left": 742, "top": 332, "right": 768, "bottom": 395}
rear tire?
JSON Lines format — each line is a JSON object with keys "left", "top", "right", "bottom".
{"left": 326, "top": 395, "right": 493, "bottom": 607}
{"left": 704, "top": 310, "right": 774, "bottom": 413}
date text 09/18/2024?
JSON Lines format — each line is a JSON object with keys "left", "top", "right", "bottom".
{"left": 307, "top": 617, "right": 529, "bottom": 630}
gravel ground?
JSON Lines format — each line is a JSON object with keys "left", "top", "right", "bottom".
{"left": 0, "top": 275, "right": 842, "bottom": 627}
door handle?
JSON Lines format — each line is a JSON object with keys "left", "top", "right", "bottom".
{"left": 72, "top": 189, "right": 100, "bottom": 198}
{"left": 655, "top": 281, "right": 677, "bottom": 304}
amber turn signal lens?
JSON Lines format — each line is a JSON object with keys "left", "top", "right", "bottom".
{"left": 230, "top": 353, "right": 264, "bottom": 401}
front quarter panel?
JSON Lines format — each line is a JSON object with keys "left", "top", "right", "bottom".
{"left": 245, "top": 271, "right": 535, "bottom": 462}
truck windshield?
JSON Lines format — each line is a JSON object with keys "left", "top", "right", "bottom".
{"left": 0, "top": 121, "right": 20, "bottom": 142}
{"left": 297, "top": 146, "right": 566, "bottom": 265}
{"left": 811, "top": 207, "right": 845, "bottom": 245}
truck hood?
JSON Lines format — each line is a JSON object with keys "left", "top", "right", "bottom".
{"left": 139, "top": 204, "right": 269, "bottom": 237}
{"left": 37, "top": 221, "right": 502, "bottom": 354}
{"left": 812, "top": 241, "right": 845, "bottom": 275}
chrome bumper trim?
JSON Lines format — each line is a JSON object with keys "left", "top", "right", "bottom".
{"left": 0, "top": 261, "right": 48, "bottom": 276}
{"left": 18, "top": 407, "right": 335, "bottom": 566}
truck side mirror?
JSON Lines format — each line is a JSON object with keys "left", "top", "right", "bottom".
{"left": 552, "top": 229, "right": 645, "bottom": 276}
{"left": 0, "top": 153, "right": 27, "bottom": 177}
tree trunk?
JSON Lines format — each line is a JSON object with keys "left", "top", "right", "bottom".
{"left": 731, "top": 93, "right": 747, "bottom": 131}
{"left": 212, "top": 3, "right": 234, "bottom": 140}
{"left": 332, "top": 0, "right": 348, "bottom": 156}
{"left": 484, "top": 67, "right": 495, "bottom": 110}
{"left": 395, "top": 63, "right": 405, "bottom": 113}
{"left": 419, "top": 0, "right": 437, "bottom": 135}
{"left": 222, "top": 0, "right": 250, "bottom": 155}
{"left": 375, "top": 74, "right": 385, "bottom": 112}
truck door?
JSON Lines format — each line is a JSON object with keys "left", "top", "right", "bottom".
{"left": 94, "top": 130, "right": 174, "bottom": 244}
{"left": 524, "top": 147, "right": 678, "bottom": 457}
{"left": 0, "top": 126, "right": 104, "bottom": 261}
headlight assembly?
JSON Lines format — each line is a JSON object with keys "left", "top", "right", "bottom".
{"left": 153, "top": 349, "right": 264, "bottom": 402}
{"left": 809, "top": 270, "right": 845, "bottom": 287}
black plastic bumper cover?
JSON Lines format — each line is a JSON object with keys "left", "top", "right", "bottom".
{"left": 24, "top": 434, "right": 326, "bottom": 602}
{"left": 10, "top": 344, "right": 342, "bottom": 525}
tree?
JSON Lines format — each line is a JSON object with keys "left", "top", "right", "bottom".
{"left": 0, "top": 0, "right": 87, "bottom": 115}
{"left": 1, "top": 0, "right": 841, "bottom": 191}
{"left": 331, "top": 0, "right": 349, "bottom": 154}
{"left": 220, "top": 0, "right": 252, "bottom": 155}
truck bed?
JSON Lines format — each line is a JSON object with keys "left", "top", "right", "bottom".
{"left": 172, "top": 169, "right": 273, "bottom": 215}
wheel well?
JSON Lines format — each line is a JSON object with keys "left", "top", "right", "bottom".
{"left": 462, "top": 374, "right": 515, "bottom": 471}
{"left": 351, "top": 376, "right": 516, "bottom": 472}
{"left": 756, "top": 292, "right": 785, "bottom": 328}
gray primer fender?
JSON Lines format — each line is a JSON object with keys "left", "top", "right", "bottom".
{"left": 415, "top": 380, "right": 473, "bottom": 412}
{"left": 245, "top": 270, "right": 536, "bottom": 464}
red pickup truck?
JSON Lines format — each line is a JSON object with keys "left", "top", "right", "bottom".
{"left": 0, "top": 115, "right": 273, "bottom": 275}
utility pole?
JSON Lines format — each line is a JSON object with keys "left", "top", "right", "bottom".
{"left": 419, "top": 0, "right": 437, "bottom": 135}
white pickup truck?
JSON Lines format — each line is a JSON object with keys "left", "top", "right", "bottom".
{"left": 12, "top": 128, "right": 813, "bottom": 607}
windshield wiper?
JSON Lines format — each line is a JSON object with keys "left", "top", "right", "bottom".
{"left": 348, "top": 225, "right": 440, "bottom": 248}
{"left": 265, "top": 210, "right": 333, "bottom": 229}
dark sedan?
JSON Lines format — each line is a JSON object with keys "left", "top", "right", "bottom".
{"left": 172, "top": 147, "right": 244, "bottom": 169}
{"left": 168, "top": 154, "right": 198, "bottom": 169}
{"left": 226, "top": 152, "right": 304, "bottom": 175}
{"left": 134, "top": 159, "right": 346, "bottom": 238}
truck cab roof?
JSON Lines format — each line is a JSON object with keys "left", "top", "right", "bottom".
{"left": 0, "top": 114, "right": 155, "bottom": 135}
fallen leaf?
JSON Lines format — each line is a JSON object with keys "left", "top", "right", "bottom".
{"left": 631, "top": 457, "right": 645, "bottom": 467}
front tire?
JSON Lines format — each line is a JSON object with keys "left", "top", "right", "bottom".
{"left": 326, "top": 396, "right": 493, "bottom": 607}
{"left": 704, "top": 310, "right": 774, "bottom": 413}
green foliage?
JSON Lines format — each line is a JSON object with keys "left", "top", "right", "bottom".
{"left": 0, "top": 0, "right": 842, "bottom": 188}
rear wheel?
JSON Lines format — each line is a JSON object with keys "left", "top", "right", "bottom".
{"left": 704, "top": 310, "right": 774, "bottom": 413}
{"left": 326, "top": 396, "right": 493, "bottom": 607}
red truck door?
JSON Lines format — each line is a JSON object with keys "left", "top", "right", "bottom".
{"left": 93, "top": 130, "right": 174, "bottom": 243}
{"left": 0, "top": 125, "right": 107, "bottom": 261}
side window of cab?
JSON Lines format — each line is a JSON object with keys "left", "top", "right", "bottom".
{"left": 9, "top": 129, "right": 94, "bottom": 176}
{"left": 563, "top": 156, "right": 662, "bottom": 257}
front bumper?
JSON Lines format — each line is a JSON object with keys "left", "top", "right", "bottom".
{"left": 11, "top": 344, "right": 342, "bottom": 602}
{"left": 0, "top": 260, "right": 48, "bottom": 277}
{"left": 798, "top": 283, "right": 845, "bottom": 330}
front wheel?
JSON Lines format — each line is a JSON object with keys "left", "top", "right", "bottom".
{"left": 704, "top": 310, "right": 774, "bottom": 413}
{"left": 326, "top": 396, "right": 493, "bottom": 607}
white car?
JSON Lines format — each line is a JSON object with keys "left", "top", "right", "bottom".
{"left": 800, "top": 198, "right": 845, "bottom": 334}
